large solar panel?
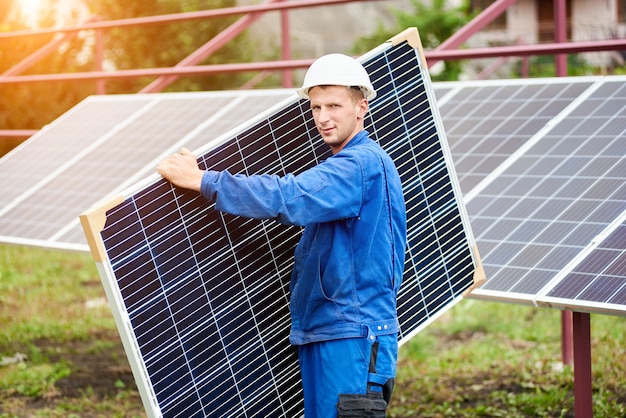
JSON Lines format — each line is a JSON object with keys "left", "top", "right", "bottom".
{"left": 460, "top": 76, "right": 626, "bottom": 316}
{"left": 0, "top": 91, "right": 293, "bottom": 251}
{"left": 80, "top": 28, "right": 485, "bottom": 417}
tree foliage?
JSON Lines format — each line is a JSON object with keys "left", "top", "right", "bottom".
{"left": 351, "top": 0, "right": 474, "bottom": 81}
{"left": 84, "top": 0, "right": 256, "bottom": 93}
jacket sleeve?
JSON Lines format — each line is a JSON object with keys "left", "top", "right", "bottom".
{"left": 200, "top": 152, "right": 364, "bottom": 226}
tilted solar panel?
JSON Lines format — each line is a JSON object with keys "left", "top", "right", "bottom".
{"left": 465, "top": 76, "right": 626, "bottom": 315}
{"left": 80, "top": 28, "right": 485, "bottom": 417}
{"left": 435, "top": 78, "right": 594, "bottom": 194}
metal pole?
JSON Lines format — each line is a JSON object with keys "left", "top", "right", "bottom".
{"left": 573, "top": 312, "right": 593, "bottom": 417}
{"left": 554, "top": 0, "right": 568, "bottom": 76}
{"left": 562, "top": 311, "right": 573, "bottom": 365}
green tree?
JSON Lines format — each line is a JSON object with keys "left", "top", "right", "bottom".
{"left": 85, "top": 0, "right": 257, "bottom": 93}
{"left": 351, "top": 0, "right": 474, "bottom": 81}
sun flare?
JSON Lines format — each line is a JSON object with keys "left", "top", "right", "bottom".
{"left": 15, "top": 0, "right": 88, "bottom": 29}
{"left": 17, "top": 0, "right": 45, "bottom": 28}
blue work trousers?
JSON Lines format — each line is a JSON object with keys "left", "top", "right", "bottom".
{"left": 298, "top": 333, "right": 398, "bottom": 417}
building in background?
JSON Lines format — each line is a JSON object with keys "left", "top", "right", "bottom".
{"left": 468, "top": 0, "right": 625, "bottom": 68}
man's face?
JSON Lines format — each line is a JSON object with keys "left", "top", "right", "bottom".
{"left": 309, "top": 85, "right": 368, "bottom": 154}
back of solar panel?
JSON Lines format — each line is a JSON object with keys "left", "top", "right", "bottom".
{"left": 80, "top": 28, "right": 485, "bottom": 418}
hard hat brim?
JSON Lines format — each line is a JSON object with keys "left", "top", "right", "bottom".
{"left": 296, "top": 85, "right": 376, "bottom": 101}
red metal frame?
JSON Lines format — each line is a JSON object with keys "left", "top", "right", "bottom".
{"left": 0, "top": 0, "right": 381, "bottom": 96}
{"left": 573, "top": 312, "right": 593, "bottom": 417}
{"left": 140, "top": 0, "right": 286, "bottom": 93}
{"left": 1, "top": 39, "right": 624, "bottom": 86}
{"left": 0, "top": 0, "right": 379, "bottom": 39}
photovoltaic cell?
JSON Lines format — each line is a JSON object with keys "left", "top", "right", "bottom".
{"left": 81, "top": 29, "right": 484, "bottom": 417}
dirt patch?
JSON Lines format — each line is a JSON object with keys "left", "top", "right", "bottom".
{"left": 1, "top": 331, "right": 144, "bottom": 416}
{"left": 51, "top": 332, "right": 136, "bottom": 399}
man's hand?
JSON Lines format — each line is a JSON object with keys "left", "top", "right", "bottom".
{"left": 157, "top": 147, "right": 204, "bottom": 192}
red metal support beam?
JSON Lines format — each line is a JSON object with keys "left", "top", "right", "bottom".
{"left": 562, "top": 311, "right": 574, "bottom": 365}
{"left": 424, "top": 38, "right": 626, "bottom": 61}
{"left": 139, "top": 0, "right": 283, "bottom": 93}
{"left": 430, "top": 0, "right": 520, "bottom": 67}
{"left": 0, "top": 0, "right": 379, "bottom": 39}
{"left": 2, "top": 33, "right": 70, "bottom": 76}
{"left": 0, "top": 59, "right": 315, "bottom": 84}
{"left": 280, "top": 0, "right": 292, "bottom": 88}
{"left": 1, "top": 17, "right": 98, "bottom": 77}
{"left": 554, "top": 0, "right": 568, "bottom": 76}
{"left": 94, "top": 23, "right": 105, "bottom": 95}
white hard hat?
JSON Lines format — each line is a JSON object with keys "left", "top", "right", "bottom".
{"left": 297, "top": 53, "right": 376, "bottom": 100}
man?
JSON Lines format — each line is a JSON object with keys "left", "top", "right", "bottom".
{"left": 157, "top": 53, "right": 407, "bottom": 417}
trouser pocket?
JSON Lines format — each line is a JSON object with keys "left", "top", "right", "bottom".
{"left": 336, "top": 392, "right": 387, "bottom": 417}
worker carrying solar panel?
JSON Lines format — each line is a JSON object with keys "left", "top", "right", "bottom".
{"left": 157, "top": 53, "right": 407, "bottom": 418}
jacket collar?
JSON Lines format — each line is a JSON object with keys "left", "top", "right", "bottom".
{"left": 341, "top": 130, "right": 370, "bottom": 151}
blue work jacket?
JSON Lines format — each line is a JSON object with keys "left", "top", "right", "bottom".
{"left": 200, "top": 130, "right": 407, "bottom": 345}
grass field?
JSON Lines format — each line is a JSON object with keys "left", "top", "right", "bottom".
{"left": 1, "top": 244, "right": 625, "bottom": 417}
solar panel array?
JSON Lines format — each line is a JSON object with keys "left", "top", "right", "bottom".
{"left": 435, "top": 78, "right": 595, "bottom": 194}
{"left": 80, "top": 29, "right": 484, "bottom": 417}
{"left": 539, "top": 212, "right": 626, "bottom": 315}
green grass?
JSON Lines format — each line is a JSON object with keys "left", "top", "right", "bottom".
{"left": 390, "top": 301, "right": 626, "bottom": 417}
{"left": 1, "top": 244, "right": 625, "bottom": 417}
{"left": 0, "top": 245, "right": 142, "bottom": 417}
{"left": 0, "top": 245, "right": 115, "bottom": 345}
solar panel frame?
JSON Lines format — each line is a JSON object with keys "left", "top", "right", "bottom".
{"left": 536, "top": 210, "right": 626, "bottom": 316}
{"left": 80, "top": 28, "right": 485, "bottom": 418}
